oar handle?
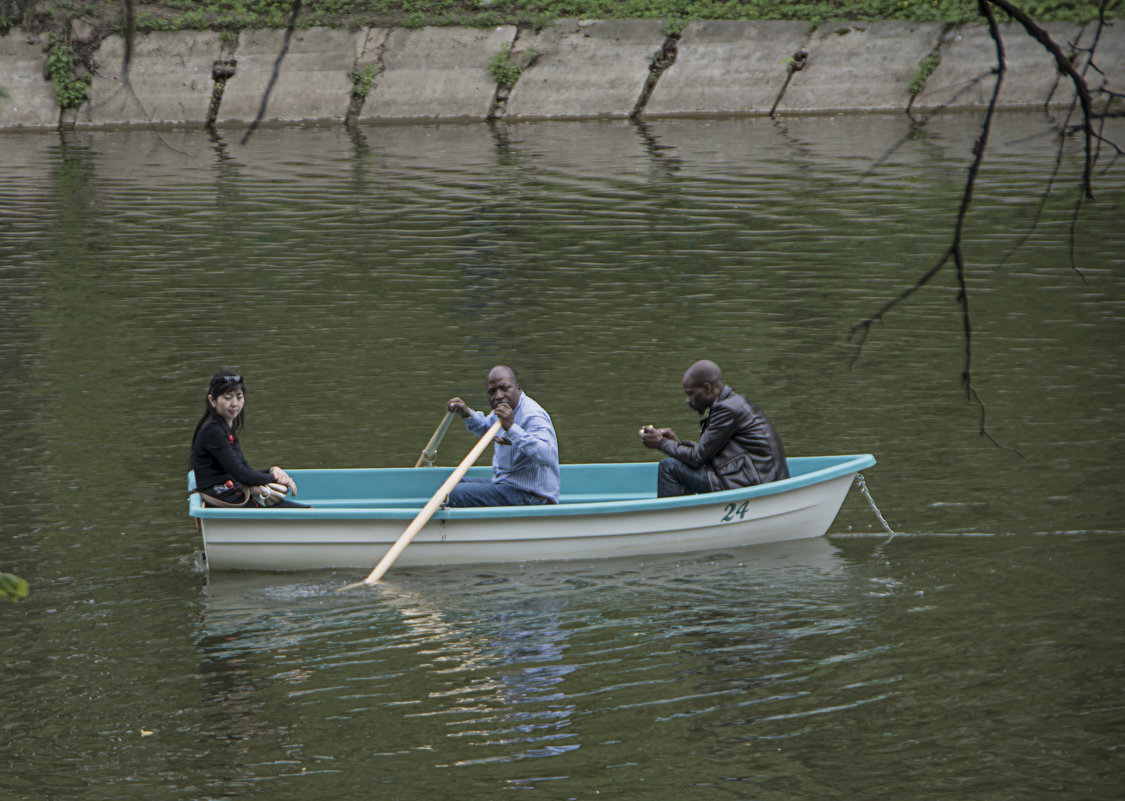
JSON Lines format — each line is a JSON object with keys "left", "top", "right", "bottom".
{"left": 414, "top": 410, "right": 457, "bottom": 468}
{"left": 341, "top": 419, "right": 503, "bottom": 590}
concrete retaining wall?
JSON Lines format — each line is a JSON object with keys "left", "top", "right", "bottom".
{"left": 76, "top": 30, "right": 220, "bottom": 126}
{"left": 214, "top": 27, "right": 361, "bottom": 124}
{"left": 0, "top": 27, "right": 59, "bottom": 126}
{"left": 2, "top": 19, "right": 1121, "bottom": 129}
{"left": 504, "top": 19, "right": 666, "bottom": 119}
{"left": 361, "top": 25, "right": 516, "bottom": 122}
{"left": 645, "top": 20, "right": 809, "bottom": 117}
{"left": 779, "top": 21, "right": 941, "bottom": 114}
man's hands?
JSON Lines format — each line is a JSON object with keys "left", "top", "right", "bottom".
{"left": 492, "top": 401, "right": 515, "bottom": 431}
{"left": 447, "top": 397, "right": 471, "bottom": 418}
{"left": 448, "top": 397, "right": 515, "bottom": 434}
{"left": 639, "top": 425, "right": 677, "bottom": 450}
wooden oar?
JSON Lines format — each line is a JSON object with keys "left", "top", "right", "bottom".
{"left": 414, "top": 410, "right": 456, "bottom": 468}
{"left": 340, "top": 419, "right": 502, "bottom": 590}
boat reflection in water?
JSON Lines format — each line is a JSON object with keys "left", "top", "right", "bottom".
{"left": 195, "top": 537, "right": 847, "bottom": 776}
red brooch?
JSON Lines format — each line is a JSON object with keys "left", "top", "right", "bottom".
{"left": 228, "top": 434, "right": 235, "bottom": 443}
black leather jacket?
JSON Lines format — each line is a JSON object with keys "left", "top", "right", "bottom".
{"left": 659, "top": 385, "right": 789, "bottom": 491}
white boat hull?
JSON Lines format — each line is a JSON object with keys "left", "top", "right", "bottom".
{"left": 193, "top": 457, "right": 874, "bottom": 571}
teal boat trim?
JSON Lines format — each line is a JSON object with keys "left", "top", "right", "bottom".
{"left": 189, "top": 455, "right": 876, "bottom": 521}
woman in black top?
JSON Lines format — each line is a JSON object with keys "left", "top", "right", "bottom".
{"left": 190, "top": 370, "right": 304, "bottom": 507}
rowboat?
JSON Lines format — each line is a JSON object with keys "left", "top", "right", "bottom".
{"left": 189, "top": 454, "right": 875, "bottom": 572}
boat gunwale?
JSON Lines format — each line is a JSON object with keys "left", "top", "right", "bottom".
{"left": 188, "top": 454, "right": 876, "bottom": 521}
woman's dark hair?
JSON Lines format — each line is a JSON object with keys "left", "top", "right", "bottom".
{"left": 191, "top": 369, "right": 247, "bottom": 446}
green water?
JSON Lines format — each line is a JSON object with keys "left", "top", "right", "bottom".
{"left": 1, "top": 112, "right": 1122, "bottom": 800}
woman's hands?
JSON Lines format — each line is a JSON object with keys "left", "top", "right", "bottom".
{"left": 270, "top": 466, "right": 298, "bottom": 496}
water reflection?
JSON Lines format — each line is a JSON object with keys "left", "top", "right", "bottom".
{"left": 199, "top": 570, "right": 582, "bottom": 772}
{"left": 195, "top": 540, "right": 846, "bottom": 780}
{"left": 406, "top": 589, "right": 580, "bottom": 768}
{"left": 197, "top": 627, "right": 282, "bottom": 753}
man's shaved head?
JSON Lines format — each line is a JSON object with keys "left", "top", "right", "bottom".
{"left": 684, "top": 360, "right": 723, "bottom": 388}
{"left": 488, "top": 365, "right": 517, "bottom": 384}
{"left": 682, "top": 360, "right": 725, "bottom": 414}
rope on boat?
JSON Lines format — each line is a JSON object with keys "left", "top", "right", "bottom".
{"left": 855, "top": 473, "right": 896, "bottom": 544}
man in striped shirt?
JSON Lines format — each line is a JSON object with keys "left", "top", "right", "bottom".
{"left": 445, "top": 365, "right": 560, "bottom": 506}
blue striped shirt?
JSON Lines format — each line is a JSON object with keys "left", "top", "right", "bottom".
{"left": 463, "top": 393, "right": 560, "bottom": 503}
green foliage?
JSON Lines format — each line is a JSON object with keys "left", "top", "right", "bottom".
{"left": 467, "top": 11, "right": 500, "bottom": 27}
{"left": 488, "top": 42, "right": 539, "bottom": 89}
{"left": 1013, "top": 0, "right": 1119, "bottom": 21}
{"left": 21, "top": 0, "right": 1123, "bottom": 36}
{"left": 366, "top": 1, "right": 1114, "bottom": 24}
{"left": 1, "top": 572, "right": 29, "bottom": 603}
{"left": 662, "top": 16, "right": 687, "bottom": 36}
{"left": 178, "top": 8, "right": 212, "bottom": 29}
{"left": 909, "top": 51, "right": 940, "bottom": 95}
{"left": 0, "top": 11, "right": 13, "bottom": 35}
{"left": 134, "top": 9, "right": 175, "bottom": 31}
{"left": 488, "top": 42, "right": 523, "bottom": 88}
{"left": 349, "top": 61, "right": 378, "bottom": 98}
{"left": 44, "top": 32, "right": 90, "bottom": 110}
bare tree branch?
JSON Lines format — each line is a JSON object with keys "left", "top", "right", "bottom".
{"left": 998, "top": 5, "right": 1122, "bottom": 278}
{"left": 851, "top": 1, "right": 1120, "bottom": 454}
{"left": 986, "top": 0, "right": 1098, "bottom": 199}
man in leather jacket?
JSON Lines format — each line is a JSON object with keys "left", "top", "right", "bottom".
{"left": 640, "top": 360, "right": 788, "bottom": 497}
